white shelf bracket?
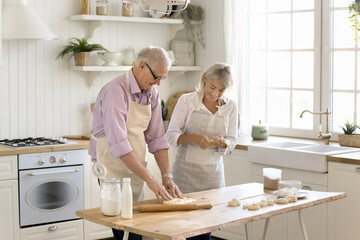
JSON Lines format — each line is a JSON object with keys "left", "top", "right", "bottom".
{"left": 87, "top": 72, "right": 102, "bottom": 87}
{"left": 87, "top": 20, "right": 103, "bottom": 39}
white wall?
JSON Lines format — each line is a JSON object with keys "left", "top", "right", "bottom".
{"left": 0, "top": 0, "right": 226, "bottom": 139}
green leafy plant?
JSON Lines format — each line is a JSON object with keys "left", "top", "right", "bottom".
{"left": 349, "top": 0, "right": 360, "bottom": 44}
{"left": 342, "top": 120, "right": 358, "bottom": 134}
{"left": 161, "top": 100, "right": 168, "bottom": 121}
{"left": 56, "top": 37, "right": 108, "bottom": 59}
{"left": 181, "top": 4, "right": 205, "bottom": 49}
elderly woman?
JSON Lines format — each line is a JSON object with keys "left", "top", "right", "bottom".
{"left": 165, "top": 63, "right": 238, "bottom": 240}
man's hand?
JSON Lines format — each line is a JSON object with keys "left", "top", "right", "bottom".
{"left": 162, "top": 177, "right": 183, "bottom": 198}
{"left": 146, "top": 177, "right": 173, "bottom": 202}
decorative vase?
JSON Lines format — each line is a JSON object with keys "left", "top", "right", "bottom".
{"left": 338, "top": 134, "right": 360, "bottom": 148}
{"left": 74, "top": 52, "right": 90, "bottom": 66}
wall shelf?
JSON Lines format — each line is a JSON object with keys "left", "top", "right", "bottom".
{"left": 70, "top": 15, "right": 184, "bottom": 38}
{"left": 70, "top": 65, "right": 201, "bottom": 72}
{"left": 70, "top": 14, "right": 183, "bottom": 24}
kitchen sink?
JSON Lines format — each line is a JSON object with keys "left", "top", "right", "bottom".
{"left": 248, "top": 141, "right": 360, "bottom": 173}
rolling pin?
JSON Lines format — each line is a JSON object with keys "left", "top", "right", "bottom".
{"left": 133, "top": 203, "right": 213, "bottom": 212}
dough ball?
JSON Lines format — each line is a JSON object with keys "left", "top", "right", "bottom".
{"left": 267, "top": 199, "right": 275, "bottom": 206}
{"left": 248, "top": 203, "right": 260, "bottom": 210}
{"left": 278, "top": 189, "right": 287, "bottom": 198}
{"left": 227, "top": 198, "right": 241, "bottom": 207}
{"left": 285, "top": 195, "right": 297, "bottom": 203}
{"left": 260, "top": 200, "right": 268, "bottom": 207}
{"left": 275, "top": 198, "right": 289, "bottom": 204}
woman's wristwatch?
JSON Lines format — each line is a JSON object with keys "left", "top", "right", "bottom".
{"left": 162, "top": 172, "right": 173, "bottom": 179}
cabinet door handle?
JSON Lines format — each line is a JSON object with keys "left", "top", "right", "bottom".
{"left": 48, "top": 225, "right": 58, "bottom": 232}
{"left": 302, "top": 185, "right": 312, "bottom": 190}
{"left": 356, "top": 167, "right": 360, "bottom": 173}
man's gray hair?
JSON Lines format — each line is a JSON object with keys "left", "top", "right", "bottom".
{"left": 197, "top": 63, "right": 233, "bottom": 94}
{"left": 135, "top": 46, "right": 171, "bottom": 69}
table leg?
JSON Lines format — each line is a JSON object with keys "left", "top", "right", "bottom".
{"left": 298, "top": 210, "right": 309, "bottom": 240}
{"left": 261, "top": 218, "right": 270, "bottom": 240}
{"left": 245, "top": 223, "right": 249, "bottom": 240}
{"left": 122, "top": 231, "right": 129, "bottom": 240}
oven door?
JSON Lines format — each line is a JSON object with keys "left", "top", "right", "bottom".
{"left": 19, "top": 165, "right": 83, "bottom": 227}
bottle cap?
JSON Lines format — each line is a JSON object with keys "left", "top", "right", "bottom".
{"left": 92, "top": 162, "right": 107, "bottom": 179}
{"left": 123, "top": 177, "right": 131, "bottom": 183}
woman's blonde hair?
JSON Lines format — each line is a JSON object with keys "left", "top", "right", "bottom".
{"left": 197, "top": 63, "right": 233, "bottom": 95}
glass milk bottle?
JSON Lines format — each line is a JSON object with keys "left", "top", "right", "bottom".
{"left": 100, "top": 178, "right": 121, "bottom": 216}
{"left": 121, "top": 178, "right": 133, "bottom": 219}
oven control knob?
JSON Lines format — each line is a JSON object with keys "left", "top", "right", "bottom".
{"left": 49, "top": 156, "right": 56, "bottom": 163}
{"left": 60, "top": 157, "right": 67, "bottom": 164}
{"left": 38, "top": 159, "right": 45, "bottom": 165}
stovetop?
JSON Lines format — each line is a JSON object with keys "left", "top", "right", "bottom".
{"left": 0, "top": 137, "right": 69, "bottom": 148}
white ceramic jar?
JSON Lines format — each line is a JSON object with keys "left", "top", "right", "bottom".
{"left": 100, "top": 178, "right": 121, "bottom": 216}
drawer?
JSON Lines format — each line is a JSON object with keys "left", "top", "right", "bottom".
{"left": 252, "top": 163, "right": 328, "bottom": 186}
{"left": 0, "top": 155, "right": 17, "bottom": 180}
{"left": 20, "top": 219, "right": 83, "bottom": 240}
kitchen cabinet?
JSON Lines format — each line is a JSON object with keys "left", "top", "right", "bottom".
{"left": 212, "top": 150, "right": 252, "bottom": 240}
{"left": 0, "top": 155, "right": 19, "bottom": 240}
{"left": 328, "top": 162, "right": 360, "bottom": 240}
{"left": 251, "top": 164, "right": 327, "bottom": 240}
{"left": 83, "top": 153, "right": 113, "bottom": 239}
{"left": 20, "top": 219, "right": 83, "bottom": 240}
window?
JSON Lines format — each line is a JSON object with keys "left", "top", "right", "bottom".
{"left": 246, "top": 0, "right": 359, "bottom": 138}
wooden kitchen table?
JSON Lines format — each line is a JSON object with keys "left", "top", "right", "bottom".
{"left": 76, "top": 183, "right": 345, "bottom": 240}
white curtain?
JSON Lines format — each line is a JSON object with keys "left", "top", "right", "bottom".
{"left": 224, "top": 0, "right": 250, "bottom": 135}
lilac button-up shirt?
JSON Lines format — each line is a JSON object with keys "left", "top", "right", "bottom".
{"left": 88, "top": 70, "right": 168, "bottom": 162}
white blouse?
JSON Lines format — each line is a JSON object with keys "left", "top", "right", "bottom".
{"left": 165, "top": 91, "right": 238, "bottom": 152}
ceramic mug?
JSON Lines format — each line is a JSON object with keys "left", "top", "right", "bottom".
{"left": 167, "top": 50, "right": 177, "bottom": 66}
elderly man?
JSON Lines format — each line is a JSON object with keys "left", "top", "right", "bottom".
{"left": 89, "top": 46, "right": 183, "bottom": 240}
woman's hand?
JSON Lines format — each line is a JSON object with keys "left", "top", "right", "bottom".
{"left": 196, "top": 135, "right": 212, "bottom": 149}
{"left": 162, "top": 177, "right": 183, "bottom": 199}
{"left": 146, "top": 177, "right": 173, "bottom": 202}
{"left": 210, "top": 136, "right": 228, "bottom": 148}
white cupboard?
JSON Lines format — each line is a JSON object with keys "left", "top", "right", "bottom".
{"left": 251, "top": 163, "right": 328, "bottom": 240}
{"left": 20, "top": 219, "right": 83, "bottom": 240}
{"left": 212, "top": 150, "right": 252, "bottom": 240}
{"left": 0, "top": 155, "right": 19, "bottom": 240}
{"left": 328, "top": 161, "right": 360, "bottom": 240}
{"left": 83, "top": 153, "right": 113, "bottom": 239}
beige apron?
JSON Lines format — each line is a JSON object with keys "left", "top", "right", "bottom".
{"left": 172, "top": 95, "right": 228, "bottom": 194}
{"left": 93, "top": 71, "right": 152, "bottom": 202}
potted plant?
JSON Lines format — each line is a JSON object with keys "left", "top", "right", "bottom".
{"left": 56, "top": 37, "right": 108, "bottom": 66}
{"left": 161, "top": 100, "right": 169, "bottom": 131}
{"left": 181, "top": 4, "right": 205, "bottom": 49}
{"left": 349, "top": 0, "right": 360, "bottom": 44}
{"left": 338, "top": 120, "right": 360, "bottom": 147}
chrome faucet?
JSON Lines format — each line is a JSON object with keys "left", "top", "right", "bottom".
{"left": 299, "top": 108, "right": 332, "bottom": 145}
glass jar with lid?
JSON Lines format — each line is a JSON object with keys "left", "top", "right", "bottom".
{"left": 100, "top": 178, "right": 121, "bottom": 216}
{"left": 123, "top": 47, "right": 135, "bottom": 66}
{"left": 96, "top": 0, "right": 109, "bottom": 16}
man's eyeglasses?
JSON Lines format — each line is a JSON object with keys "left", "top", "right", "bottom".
{"left": 145, "top": 63, "right": 167, "bottom": 81}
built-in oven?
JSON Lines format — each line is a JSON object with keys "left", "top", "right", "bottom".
{"left": 18, "top": 150, "right": 84, "bottom": 227}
